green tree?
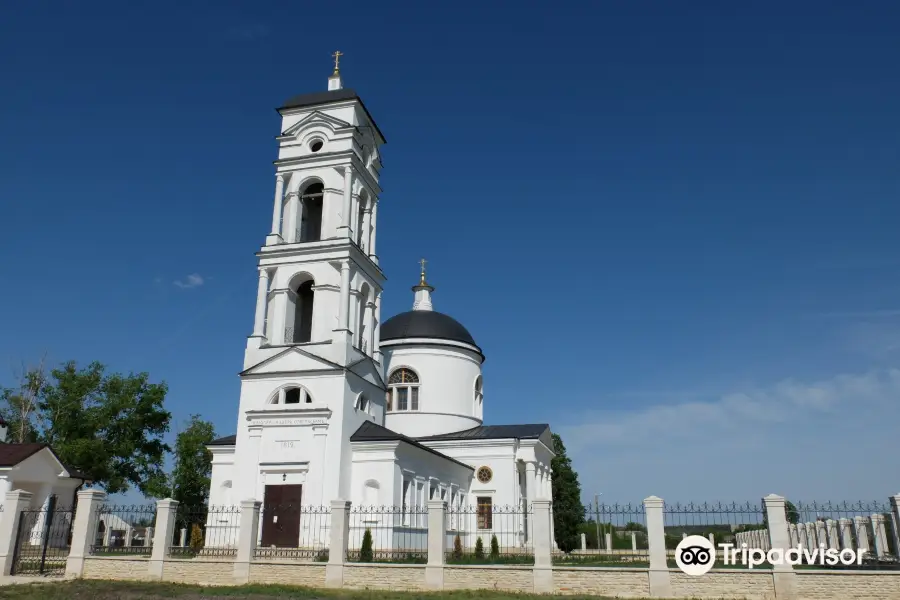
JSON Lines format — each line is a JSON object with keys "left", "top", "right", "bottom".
{"left": 151, "top": 415, "right": 215, "bottom": 506}
{"left": 189, "top": 524, "right": 204, "bottom": 553}
{"left": 453, "top": 534, "right": 463, "bottom": 560}
{"left": 490, "top": 534, "right": 500, "bottom": 559}
{"left": 1, "top": 360, "right": 171, "bottom": 495}
{"left": 550, "top": 433, "right": 585, "bottom": 552}
{"left": 761, "top": 500, "right": 800, "bottom": 528}
{"left": 474, "top": 536, "right": 484, "bottom": 559}
{"left": 360, "top": 528, "right": 374, "bottom": 562}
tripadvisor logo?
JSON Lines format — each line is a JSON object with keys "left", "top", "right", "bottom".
{"left": 675, "top": 535, "right": 865, "bottom": 576}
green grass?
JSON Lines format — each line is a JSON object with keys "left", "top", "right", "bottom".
{"left": 0, "top": 580, "right": 640, "bottom": 600}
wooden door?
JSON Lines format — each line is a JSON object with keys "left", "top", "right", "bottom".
{"left": 260, "top": 485, "right": 303, "bottom": 547}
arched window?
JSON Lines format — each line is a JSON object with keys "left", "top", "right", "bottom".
{"left": 356, "top": 394, "right": 369, "bottom": 414}
{"left": 299, "top": 183, "right": 323, "bottom": 242}
{"left": 274, "top": 386, "right": 313, "bottom": 404}
{"left": 474, "top": 376, "right": 483, "bottom": 418}
{"left": 290, "top": 279, "right": 314, "bottom": 343}
{"left": 356, "top": 191, "right": 368, "bottom": 248}
{"left": 388, "top": 368, "right": 419, "bottom": 412}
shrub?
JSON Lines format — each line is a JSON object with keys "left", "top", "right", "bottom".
{"left": 453, "top": 534, "right": 463, "bottom": 560}
{"left": 475, "top": 536, "right": 484, "bottom": 559}
{"left": 490, "top": 534, "right": 500, "bottom": 559}
{"left": 189, "top": 524, "right": 204, "bottom": 552}
{"left": 360, "top": 528, "right": 374, "bottom": 562}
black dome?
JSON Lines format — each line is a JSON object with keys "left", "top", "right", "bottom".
{"left": 381, "top": 311, "right": 478, "bottom": 347}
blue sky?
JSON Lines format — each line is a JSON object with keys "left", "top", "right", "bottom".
{"left": 1, "top": 1, "right": 899, "bottom": 504}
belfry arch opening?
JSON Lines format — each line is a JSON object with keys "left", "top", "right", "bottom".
{"left": 299, "top": 182, "right": 323, "bottom": 242}
{"left": 287, "top": 274, "right": 315, "bottom": 344}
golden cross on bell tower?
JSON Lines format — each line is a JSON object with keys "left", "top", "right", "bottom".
{"left": 332, "top": 50, "right": 343, "bottom": 74}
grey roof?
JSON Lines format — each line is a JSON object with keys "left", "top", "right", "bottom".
{"left": 209, "top": 434, "right": 236, "bottom": 446}
{"left": 350, "top": 421, "right": 473, "bottom": 471}
{"left": 381, "top": 311, "right": 480, "bottom": 351}
{"left": 277, "top": 88, "right": 386, "bottom": 144}
{"left": 416, "top": 424, "right": 554, "bottom": 450}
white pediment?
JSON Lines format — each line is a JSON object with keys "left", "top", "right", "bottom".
{"left": 281, "top": 110, "right": 351, "bottom": 137}
{"left": 242, "top": 346, "right": 341, "bottom": 376}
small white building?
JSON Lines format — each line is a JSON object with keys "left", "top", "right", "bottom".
{"left": 207, "top": 63, "right": 556, "bottom": 551}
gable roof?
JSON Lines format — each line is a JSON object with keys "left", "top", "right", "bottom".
{"left": 416, "top": 424, "right": 554, "bottom": 450}
{"left": 0, "top": 443, "right": 92, "bottom": 480}
{"left": 277, "top": 88, "right": 386, "bottom": 144}
{"left": 350, "top": 421, "right": 473, "bottom": 471}
{"left": 209, "top": 434, "right": 236, "bottom": 446}
{"left": 0, "top": 443, "right": 47, "bottom": 466}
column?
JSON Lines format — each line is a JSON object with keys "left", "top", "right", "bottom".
{"left": 871, "top": 514, "right": 888, "bottom": 557}
{"left": 340, "top": 167, "right": 353, "bottom": 237}
{"left": 797, "top": 523, "right": 808, "bottom": 548}
{"left": 252, "top": 270, "right": 270, "bottom": 338}
{"left": 350, "top": 193, "right": 360, "bottom": 243}
{"left": 891, "top": 495, "right": 900, "bottom": 560}
{"left": 854, "top": 517, "right": 870, "bottom": 553}
{"left": 326, "top": 500, "right": 351, "bottom": 588}
{"left": 0, "top": 491, "right": 34, "bottom": 575}
{"left": 839, "top": 518, "right": 854, "bottom": 550}
{"left": 826, "top": 519, "right": 839, "bottom": 550}
{"left": 361, "top": 206, "right": 372, "bottom": 253}
{"left": 763, "top": 494, "right": 797, "bottom": 600}
{"left": 547, "top": 471, "right": 556, "bottom": 549}
{"left": 426, "top": 499, "right": 446, "bottom": 590}
{"left": 789, "top": 524, "right": 798, "bottom": 547}
{"left": 335, "top": 260, "right": 351, "bottom": 338}
{"left": 363, "top": 301, "right": 374, "bottom": 355}
{"left": 267, "top": 174, "right": 285, "bottom": 244}
{"left": 148, "top": 499, "right": 179, "bottom": 580}
{"left": 525, "top": 462, "right": 536, "bottom": 546}
{"left": 125, "top": 523, "right": 134, "bottom": 547}
{"left": 532, "top": 499, "right": 553, "bottom": 593}
{"left": 373, "top": 291, "right": 382, "bottom": 362}
{"left": 368, "top": 201, "right": 378, "bottom": 264}
{"left": 815, "top": 521, "right": 826, "bottom": 549}
{"left": 643, "top": 496, "right": 672, "bottom": 598}
{"left": 233, "top": 499, "right": 261, "bottom": 584}
{"left": 243, "top": 428, "right": 262, "bottom": 501}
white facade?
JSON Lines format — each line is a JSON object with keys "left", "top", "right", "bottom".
{"left": 207, "top": 67, "right": 556, "bottom": 551}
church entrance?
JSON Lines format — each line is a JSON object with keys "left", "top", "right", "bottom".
{"left": 260, "top": 484, "right": 303, "bottom": 547}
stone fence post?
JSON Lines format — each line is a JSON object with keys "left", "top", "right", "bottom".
{"left": 532, "top": 499, "right": 553, "bottom": 593}
{"left": 871, "top": 514, "right": 888, "bottom": 558}
{"left": 0, "top": 490, "right": 34, "bottom": 575}
{"left": 325, "top": 500, "right": 350, "bottom": 588}
{"left": 65, "top": 489, "right": 106, "bottom": 578}
{"left": 643, "top": 496, "right": 671, "bottom": 598}
{"left": 764, "top": 494, "right": 797, "bottom": 600}
{"left": 233, "top": 499, "right": 261, "bottom": 584}
{"left": 426, "top": 499, "right": 446, "bottom": 590}
{"left": 148, "top": 498, "right": 179, "bottom": 580}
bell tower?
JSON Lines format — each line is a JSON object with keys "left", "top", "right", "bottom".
{"left": 226, "top": 56, "right": 389, "bottom": 508}
{"left": 247, "top": 52, "right": 387, "bottom": 368}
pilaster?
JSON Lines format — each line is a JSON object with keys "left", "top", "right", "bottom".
{"left": 148, "top": 498, "right": 179, "bottom": 580}
{"left": 66, "top": 489, "right": 107, "bottom": 578}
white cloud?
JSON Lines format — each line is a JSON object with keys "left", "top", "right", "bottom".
{"left": 173, "top": 274, "right": 205, "bottom": 289}
{"left": 557, "top": 368, "right": 900, "bottom": 503}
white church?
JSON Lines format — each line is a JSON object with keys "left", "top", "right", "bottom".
{"left": 206, "top": 58, "right": 556, "bottom": 551}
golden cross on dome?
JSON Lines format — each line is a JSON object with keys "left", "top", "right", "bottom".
{"left": 419, "top": 258, "right": 428, "bottom": 285}
{"left": 332, "top": 50, "right": 343, "bottom": 73}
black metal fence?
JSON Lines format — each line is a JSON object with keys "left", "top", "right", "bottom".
{"left": 555, "top": 503, "right": 649, "bottom": 566}
{"left": 11, "top": 497, "right": 74, "bottom": 576}
{"left": 254, "top": 504, "right": 330, "bottom": 562}
{"left": 446, "top": 503, "right": 533, "bottom": 565}
{"left": 793, "top": 500, "right": 900, "bottom": 569}
{"left": 91, "top": 504, "right": 157, "bottom": 556}
{"left": 347, "top": 505, "right": 428, "bottom": 563}
{"left": 169, "top": 504, "right": 241, "bottom": 558}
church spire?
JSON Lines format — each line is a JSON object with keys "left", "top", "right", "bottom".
{"left": 328, "top": 50, "right": 344, "bottom": 91}
{"left": 412, "top": 258, "right": 434, "bottom": 311}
